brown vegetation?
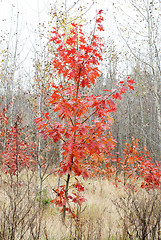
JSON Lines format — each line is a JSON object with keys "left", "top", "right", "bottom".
{"left": 0, "top": 172, "right": 160, "bottom": 240}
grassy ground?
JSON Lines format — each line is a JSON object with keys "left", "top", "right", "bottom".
{"left": 0, "top": 170, "right": 160, "bottom": 239}
{"left": 42, "top": 176, "right": 123, "bottom": 239}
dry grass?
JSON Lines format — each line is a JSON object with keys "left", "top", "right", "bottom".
{"left": 0, "top": 171, "right": 160, "bottom": 240}
{"left": 37, "top": 176, "right": 130, "bottom": 239}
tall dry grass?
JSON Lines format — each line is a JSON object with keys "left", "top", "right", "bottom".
{"left": 0, "top": 170, "right": 160, "bottom": 240}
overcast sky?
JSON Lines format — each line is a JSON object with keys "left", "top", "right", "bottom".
{"left": 0, "top": 0, "right": 134, "bottom": 90}
{"left": 0, "top": 0, "right": 115, "bottom": 66}
{"left": 0, "top": 0, "right": 116, "bottom": 48}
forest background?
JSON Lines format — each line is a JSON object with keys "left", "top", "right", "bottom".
{"left": 0, "top": 0, "right": 161, "bottom": 239}
{"left": 1, "top": 0, "right": 161, "bottom": 160}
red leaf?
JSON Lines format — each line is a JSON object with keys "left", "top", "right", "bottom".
{"left": 128, "top": 85, "right": 134, "bottom": 90}
{"left": 127, "top": 79, "right": 135, "bottom": 84}
{"left": 98, "top": 10, "right": 103, "bottom": 14}
{"left": 112, "top": 92, "right": 122, "bottom": 100}
{"left": 97, "top": 24, "right": 104, "bottom": 31}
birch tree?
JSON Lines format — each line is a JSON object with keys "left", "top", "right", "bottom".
{"left": 114, "top": 0, "right": 161, "bottom": 160}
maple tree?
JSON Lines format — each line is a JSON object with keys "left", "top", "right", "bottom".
{"left": 34, "top": 10, "right": 135, "bottom": 221}
{"left": 1, "top": 115, "right": 35, "bottom": 184}
{"left": 115, "top": 137, "right": 161, "bottom": 191}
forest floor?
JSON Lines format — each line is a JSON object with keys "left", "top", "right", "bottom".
{"left": 0, "top": 171, "right": 160, "bottom": 239}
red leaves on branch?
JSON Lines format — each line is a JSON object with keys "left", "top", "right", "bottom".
{"left": 1, "top": 117, "right": 35, "bottom": 176}
{"left": 0, "top": 104, "right": 9, "bottom": 137}
{"left": 51, "top": 178, "right": 85, "bottom": 219}
{"left": 96, "top": 10, "right": 104, "bottom": 31}
{"left": 51, "top": 185, "right": 66, "bottom": 207}
{"left": 50, "top": 21, "right": 104, "bottom": 88}
{"left": 118, "top": 138, "right": 161, "bottom": 191}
